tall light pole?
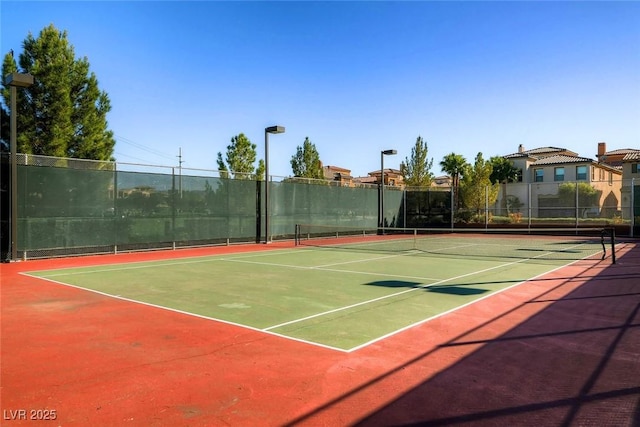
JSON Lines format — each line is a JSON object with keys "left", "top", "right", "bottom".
{"left": 264, "top": 125, "right": 285, "bottom": 243}
{"left": 5, "top": 72, "right": 34, "bottom": 262}
{"left": 380, "top": 149, "right": 397, "bottom": 234}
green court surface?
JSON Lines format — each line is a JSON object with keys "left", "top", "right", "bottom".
{"left": 25, "top": 234, "right": 606, "bottom": 351}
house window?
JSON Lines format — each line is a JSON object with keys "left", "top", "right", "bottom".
{"left": 554, "top": 167, "right": 565, "bottom": 182}
{"left": 534, "top": 169, "right": 544, "bottom": 182}
{"left": 633, "top": 163, "right": 639, "bottom": 174}
{"left": 516, "top": 169, "right": 523, "bottom": 182}
{"left": 576, "top": 165, "right": 587, "bottom": 180}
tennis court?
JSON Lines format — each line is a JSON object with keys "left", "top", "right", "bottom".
{"left": 24, "top": 228, "right": 615, "bottom": 351}
{"left": 3, "top": 227, "right": 639, "bottom": 426}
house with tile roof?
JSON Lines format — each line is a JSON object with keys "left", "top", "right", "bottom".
{"left": 621, "top": 151, "right": 640, "bottom": 177}
{"left": 594, "top": 142, "right": 640, "bottom": 221}
{"left": 502, "top": 144, "right": 622, "bottom": 219}
{"left": 596, "top": 142, "right": 640, "bottom": 168}
{"left": 619, "top": 150, "right": 640, "bottom": 220}
{"left": 364, "top": 168, "right": 404, "bottom": 187}
{"left": 322, "top": 165, "right": 353, "bottom": 185}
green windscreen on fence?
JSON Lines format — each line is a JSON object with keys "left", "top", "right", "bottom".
{"left": 269, "top": 180, "right": 380, "bottom": 238}
{"left": 11, "top": 154, "right": 633, "bottom": 260}
{"left": 17, "top": 162, "right": 260, "bottom": 257}
{"left": 114, "top": 172, "right": 258, "bottom": 248}
{"left": 18, "top": 160, "right": 116, "bottom": 253}
{"left": 16, "top": 160, "right": 416, "bottom": 257}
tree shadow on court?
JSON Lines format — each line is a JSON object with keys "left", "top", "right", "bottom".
{"left": 364, "top": 280, "right": 489, "bottom": 296}
{"left": 427, "top": 285, "right": 488, "bottom": 296}
{"left": 377, "top": 272, "right": 640, "bottom": 292}
{"left": 363, "top": 280, "right": 423, "bottom": 288}
{"left": 287, "top": 243, "right": 640, "bottom": 427}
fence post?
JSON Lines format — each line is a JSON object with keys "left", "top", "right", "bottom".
{"left": 113, "top": 163, "right": 118, "bottom": 254}
{"left": 528, "top": 183, "right": 532, "bottom": 229}
{"left": 631, "top": 178, "right": 635, "bottom": 238}
{"left": 255, "top": 180, "right": 262, "bottom": 243}
{"left": 403, "top": 189, "right": 406, "bottom": 228}
{"left": 575, "top": 181, "right": 579, "bottom": 228}
{"left": 450, "top": 187, "right": 454, "bottom": 230}
{"left": 484, "top": 185, "right": 489, "bottom": 229}
{"left": 172, "top": 167, "right": 176, "bottom": 248}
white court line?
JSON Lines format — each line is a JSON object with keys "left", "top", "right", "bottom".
{"left": 263, "top": 242, "right": 592, "bottom": 333}
{"left": 264, "top": 256, "right": 533, "bottom": 331}
{"left": 347, "top": 255, "right": 588, "bottom": 352}
{"left": 223, "top": 256, "right": 443, "bottom": 282}
{"left": 23, "top": 273, "right": 351, "bottom": 353}
{"left": 25, "top": 248, "right": 304, "bottom": 278}
{"left": 23, "top": 241, "right": 603, "bottom": 353}
{"left": 313, "top": 252, "right": 410, "bottom": 268}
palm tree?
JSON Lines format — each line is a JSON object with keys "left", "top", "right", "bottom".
{"left": 439, "top": 153, "right": 468, "bottom": 210}
{"left": 489, "top": 156, "right": 520, "bottom": 215}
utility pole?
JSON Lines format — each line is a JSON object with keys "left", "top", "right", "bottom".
{"left": 177, "top": 147, "right": 184, "bottom": 198}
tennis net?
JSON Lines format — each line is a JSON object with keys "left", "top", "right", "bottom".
{"left": 294, "top": 224, "right": 617, "bottom": 264}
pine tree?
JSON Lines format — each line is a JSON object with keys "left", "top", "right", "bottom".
{"left": 1, "top": 24, "right": 115, "bottom": 160}
{"left": 216, "top": 133, "right": 262, "bottom": 180}
{"left": 400, "top": 136, "right": 434, "bottom": 187}
{"left": 290, "top": 137, "right": 323, "bottom": 179}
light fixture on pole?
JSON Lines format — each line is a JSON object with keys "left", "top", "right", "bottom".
{"left": 264, "top": 125, "right": 285, "bottom": 243}
{"left": 380, "top": 149, "right": 397, "bottom": 234}
{"left": 5, "top": 72, "right": 34, "bottom": 262}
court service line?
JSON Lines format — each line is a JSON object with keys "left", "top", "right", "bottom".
{"left": 313, "top": 266, "right": 442, "bottom": 282}
{"left": 312, "top": 252, "right": 413, "bottom": 268}
{"left": 26, "top": 274, "right": 351, "bottom": 353}
{"left": 223, "top": 256, "right": 442, "bottom": 282}
{"left": 347, "top": 246, "right": 602, "bottom": 352}
{"left": 264, "top": 241, "right": 595, "bottom": 333}
{"left": 262, "top": 255, "right": 538, "bottom": 332}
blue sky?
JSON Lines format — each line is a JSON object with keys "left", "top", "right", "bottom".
{"left": 2, "top": 1, "right": 639, "bottom": 178}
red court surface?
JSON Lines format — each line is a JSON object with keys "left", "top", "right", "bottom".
{"left": 1, "top": 241, "right": 639, "bottom": 426}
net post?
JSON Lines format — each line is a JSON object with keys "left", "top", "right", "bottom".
{"left": 294, "top": 224, "right": 299, "bottom": 246}
{"left": 611, "top": 227, "right": 616, "bottom": 264}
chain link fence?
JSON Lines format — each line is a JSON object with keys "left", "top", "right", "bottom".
{"left": 2, "top": 154, "right": 637, "bottom": 259}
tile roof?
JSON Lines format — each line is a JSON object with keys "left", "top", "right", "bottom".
{"left": 623, "top": 152, "right": 640, "bottom": 161}
{"left": 503, "top": 152, "right": 527, "bottom": 159}
{"left": 531, "top": 154, "right": 594, "bottom": 166}
{"left": 355, "top": 176, "right": 377, "bottom": 183}
{"left": 604, "top": 148, "right": 640, "bottom": 156}
{"left": 523, "top": 146, "right": 567, "bottom": 155}
{"left": 324, "top": 165, "right": 351, "bottom": 172}
{"left": 504, "top": 146, "right": 577, "bottom": 159}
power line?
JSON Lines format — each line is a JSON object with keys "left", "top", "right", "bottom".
{"left": 113, "top": 151, "right": 156, "bottom": 164}
{"left": 114, "top": 134, "right": 175, "bottom": 161}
